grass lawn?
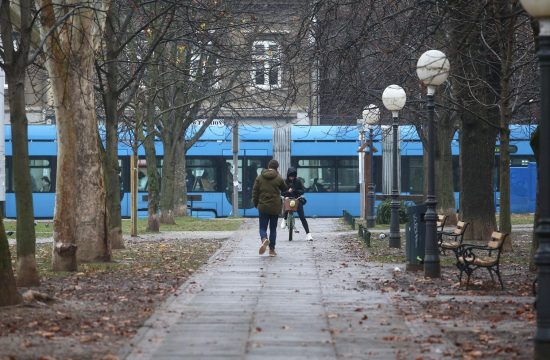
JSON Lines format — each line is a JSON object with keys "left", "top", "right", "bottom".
{"left": 3, "top": 216, "right": 242, "bottom": 239}
{"left": 4, "top": 220, "right": 53, "bottom": 239}
{"left": 509, "top": 213, "right": 535, "bottom": 225}
{"left": 351, "top": 213, "right": 535, "bottom": 232}
{"left": 121, "top": 216, "right": 242, "bottom": 234}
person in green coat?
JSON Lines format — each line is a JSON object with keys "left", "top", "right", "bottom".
{"left": 252, "top": 159, "right": 288, "bottom": 256}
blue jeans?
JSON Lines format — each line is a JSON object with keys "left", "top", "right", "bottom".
{"left": 259, "top": 212, "right": 279, "bottom": 249}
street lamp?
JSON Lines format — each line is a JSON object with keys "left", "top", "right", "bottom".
{"left": 416, "top": 49, "right": 450, "bottom": 278}
{"left": 363, "top": 105, "right": 380, "bottom": 228}
{"left": 382, "top": 85, "right": 406, "bottom": 248}
{"left": 519, "top": 1, "right": 550, "bottom": 358}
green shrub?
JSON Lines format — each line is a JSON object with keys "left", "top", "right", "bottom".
{"left": 376, "top": 199, "right": 408, "bottom": 224}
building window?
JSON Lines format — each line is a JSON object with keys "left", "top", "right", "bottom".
{"left": 252, "top": 41, "right": 281, "bottom": 89}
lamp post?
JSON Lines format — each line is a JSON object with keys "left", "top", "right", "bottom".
{"left": 416, "top": 50, "right": 450, "bottom": 278}
{"left": 382, "top": 85, "right": 406, "bottom": 248}
{"left": 363, "top": 104, "right": 380, "bottom": 228}
{"left": 358, "top": 130, "right": 366, "bottom": 221}
{"left": 519, "top": 1, "right": 550, "bottom": 358}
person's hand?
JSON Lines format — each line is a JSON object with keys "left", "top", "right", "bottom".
{"left": 288, "top": 188, "right": 294, "bottom": 193}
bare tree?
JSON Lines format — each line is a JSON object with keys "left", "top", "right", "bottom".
{"left": 38, "top": 0, "right": 111, "bottom": 270}
{"left": 0, "top": 0, "right": 41, "bottom": 286}
{"left": 95, "top": 0, "right": 173, "bottom": 246}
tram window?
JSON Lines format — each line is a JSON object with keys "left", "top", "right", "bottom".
{"left": 5, "top": 159, "right": 11, "bottom": 192}
{"left": 223, "top": 160, "right": 238, "bottom": 193}
{"left": 296, "top": 159, "right": 336, "bottom": 192}
{"left": 510, "top": 156, "right": 535, "bottom": 167}
{"left": 29, "top": 159, "right": 53, "bottom": 193}
{"left": 137, "top": 159, "right": 149, "bottom": 191}
{"left": 187, "top": 158, "right": 219, "bottom": 192}
{"left": 136, "top": 159, "right": 162, "bottom": 192}
{"left": 404, "top": 157, "right": 423, "bottom": 194}
{"left": 337, "top": 158, "right": 358, "bottom": 192}
{"left": 117, "top": 159, "right": 126, "bottom": 194}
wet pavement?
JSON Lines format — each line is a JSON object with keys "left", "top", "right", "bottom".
{"left": 120, "top": 218, "right": 433, "bottom": 359}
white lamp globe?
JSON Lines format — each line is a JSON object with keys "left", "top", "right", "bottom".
{"left": 382, "top": 85, "right": 406, "bottom": 115}
{"left": 520, "top": 0, "right": 550, "bottom": 18}
{"left": 362, "top": 104, "right": 380, "bottom": 126}
{"left": 416, "top": 50, "right": 450, "bottom": 88}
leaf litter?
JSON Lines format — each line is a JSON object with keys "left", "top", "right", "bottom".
{"left": 1, "top": 237, "right": 224, "bottom": 360}
{"left": 341, "top": 229, "right": 535, "bottom": 359}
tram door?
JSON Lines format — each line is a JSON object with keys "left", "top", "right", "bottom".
{"left": 225, "top": 152, "right": 268, "bottom": 216}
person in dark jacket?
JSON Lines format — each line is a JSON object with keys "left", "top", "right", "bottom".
{"left": 281, "top": 167, "right": 312, "bottom": 241}
{"left": 252, "top": 159, "right": 288, "bottom": 256}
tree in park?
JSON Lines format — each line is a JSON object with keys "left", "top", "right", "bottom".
{"left": 441, "top": 0, "right": 499, "bottom": 241}
{"left": 95, "top": 1, "right": 174, "bottom": 245}
{"left": 491, "top": 1, "right": 537, "bottom": 248}
{"left": 444, "top": 0, "right": 538, "bottom": 242}
{"left": 148, "top": 1, "right": 316, "bottom": 224}
{"left": 154, "top": 18, "right": 241, "bottom": 225}
{"left": 310, "top": 0, "right": 460, "bottom": 222}
{"left": 38, "top": 0, "right": 111, "bottom": 270}
{"left": 0, "top": 0, "right": 40, "bottom": 285}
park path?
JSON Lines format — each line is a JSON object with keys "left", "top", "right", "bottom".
{"left": 120, "top": 218, "right": 430, "bottom": 360}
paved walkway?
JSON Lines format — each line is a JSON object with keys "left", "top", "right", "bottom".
{"left": 121, "top": 218, "right": 428, "bottom": 359}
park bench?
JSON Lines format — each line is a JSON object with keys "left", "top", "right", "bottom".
{"left": 438, "top": 220, "right": 469, "bottom": 255}
{"left": 437, "top": 214, "right": 448, "bottom": 234}
{"left": 456, "top": 231, "right": 508, "bottom": 290}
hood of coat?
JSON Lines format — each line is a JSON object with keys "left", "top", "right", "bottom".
{"left": 286, "top": 167, "right": 297, "bottom": 178}
{"left": 260, "top": 168, "right": 279, "bottom": 180}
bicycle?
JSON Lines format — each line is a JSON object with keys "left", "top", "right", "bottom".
{"left": 283, "top": 196, "right": 302, "bottom": 241}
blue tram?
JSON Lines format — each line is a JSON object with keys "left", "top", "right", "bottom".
{"left": 3, "top": 124, "right": 537, "bottom": 219}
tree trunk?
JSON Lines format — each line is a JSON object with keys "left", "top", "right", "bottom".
{"left": 73, "top": 65, "right": 109, "bottom": 262}
{"left": 418, "top": 120, "right": 456, "bottom": 226}
{"left": 493, "top": 0, "right": 516, "bottom": 251}
{"left": 0, "top": 218, "right": 20, "bottom": 306}
{"left": 1, "top": 0, "right": 39, "bottom": 285}
{"left": 103, "top": 85, "right": 123, "bottom": 249}
{"left": 143, "top": 115, "right": 160, "bottom": 232}
{"left": 6, "top": 71, "right": 40, "bottom": 287}
{"left": 160, "top": 140, "right": 177, "bottom": 224}
{"left": 172, "top": 138, "right": 187, "bottom": 217}
{"left": 435, "top": 113, "right": 457, "bottom": 226}
{"left": 460, "top": 111, "right": 498, "bottom": 241}
{"left": 449, "top": 0, "right": 499, "bottom": 241}
{"left": 49, "top": 71, "right": 79, "bottom": 271}
{"left": 41, "top": 2, "right": 110, "bottom": 268}
{"left": 101, "top": 4, "right": 123, "bottom": 249}
{"left": 499, "top": 127, "right": 512, "bottom": 250}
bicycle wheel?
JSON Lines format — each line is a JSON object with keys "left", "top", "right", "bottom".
{"left": 288, "top": 213, "right": 294, "bottom": 241}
